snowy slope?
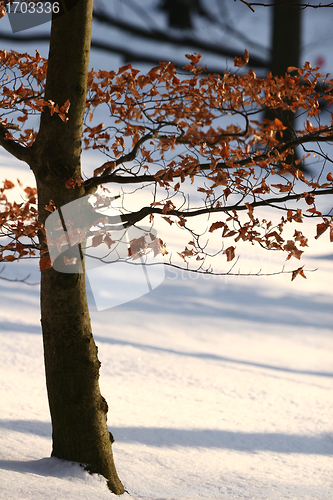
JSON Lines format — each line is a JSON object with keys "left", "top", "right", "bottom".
{"left": 0, "top": 241, "right": 332, "bottom": 499}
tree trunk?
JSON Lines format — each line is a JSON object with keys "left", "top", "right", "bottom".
{"left": 30, "top": 0, "right": 124, "bottom": 494}
{"left": 265, "top": 0, "right": 302, "bottom": 165}
{"left": 270, "top": 0, "right": 301, "bottom": 78}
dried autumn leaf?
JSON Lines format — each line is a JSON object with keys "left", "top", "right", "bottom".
{"left": 128, "top": 235, "right": 147, "bottom": 259}
{"left": 4, "top": 254, "right": 16, "bottom": 262}
{"left": 24, "top": 186, "right": 37, "bottom": 203}
{"left": 293, "top": 230, "right": 308, "bottom": 247}
{"left": 221, "top": 145, "right": 230, "bottom": 158}
{"left": 118, "top": 63, "right": 132, "bottom": 75}
{"left": 185, "top": 53, "right": 201, "bottom": 64}
{"left": 252, "top": 179, "right": 270, "bottom": 195}
{"left": 3, "top": 179, "right": 15, "bottom": 190}
{"left": 91, "top": 234, "right": 104, "bottom": 247}
{"left": 284, "top": 240, "right": 303, "bottom": 260}
{"left": 223, "top": 229, "right": 237, "bottom": 238}
{"left": 45, "top": 200, "right": 56, "bottom": 212}
{"left": 287, "top": 66, "right": 299, "bottom": 73}
{"left": 304, "top": 192, "right": 315, "bottom": 205}
{"left": 224, "top": 187, "right": 231, "bottom": 200}
{"left": 209, "top": 221, "right": 225, "bottom": 233}
{"left": 274, "top": 118, "right": 286, "bottom": 130}
{"left": 104, "top": 234, "right": 115, "bottom": 249}
{"left": 60, "top": 99, "right": 70, "bottom": 114}
{"left": 291, "top": 266, "right": 307, "bottom": 282}
{"left": 148, "top": 237, "right": 168, "bottom": 258}
{"left": 271, "top": 183, "right": 292, "bottom": 193}
{"left": 234, "top": 49, "right": 249, "bottom": 68}
{"left": 307, "top": 207, "right": 322, "bottom": 216}
{"left": 315, "top": 220, "right": 330, "bottom": 239}
{"left": 266, "top": 231, "right": 284, "bottom": 244}
{"left": 223, "top": 246, "right": 235, "bottom": 262}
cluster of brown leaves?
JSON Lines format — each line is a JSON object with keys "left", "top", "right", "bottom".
{"left": 0, "top": 179, "right": 42, "bottom": 263}
{"left": 0, "top": 50, "right": 70, "bottom": 145}
{"left": 128, "top": 233, "right": 168, "bottom": 260}
{"left": 1, "top": 49, "right": 333, "bottom": 279}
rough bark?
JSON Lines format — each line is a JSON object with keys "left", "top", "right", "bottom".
{"left": 29, "top": 0, "right": 124, "bottom": 494}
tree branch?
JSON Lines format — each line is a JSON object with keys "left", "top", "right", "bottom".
{"left": 240, "top": 1, "right": 333, "bottom": 9}
{"left": 0, "top": 123, "right": 34, "bottom": 164}
{"left": 240, "top": 0, "right": 333, "bottom": 7}
{"left": 120, "top": 187, "right": 333, "bottom": 226}
{"left": 83, "top": 127, "right": 333, "bottom": 191}
{"left": 0, "top": 266, "right": 39, "bottom": 286}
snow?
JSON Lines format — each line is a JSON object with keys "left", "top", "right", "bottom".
{"left": 1, "top": 3, "right": 333, "bottom": 498}
{"left": 0, "top": 228, "right": 332, "bottom": 499}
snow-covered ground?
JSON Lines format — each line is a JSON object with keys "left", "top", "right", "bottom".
{"left": 0, "top": 235, "right": 332, "bottom": 499}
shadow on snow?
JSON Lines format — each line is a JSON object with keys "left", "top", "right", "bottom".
{"left": 0, "top": 420, "right": 332, "bottom": 456}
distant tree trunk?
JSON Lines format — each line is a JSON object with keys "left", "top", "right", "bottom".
{"left": 265, "top": 0, "right": 302, "bottom": 165}
{"left": 270, "top": 0, "right": 301, "bottom": 77}
{"left": 159, "top": 0, "right": 205, "bottom": 29}
{"left": 162, "top": 0, "right": 191, "bottom": 28}
{"left": 30, "top": 0, "right": 124, "bottom": 494}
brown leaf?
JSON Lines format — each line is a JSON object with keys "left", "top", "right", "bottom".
{"left": 304, "top": 192, "right": 315, "bottom": 205}
{"left": 293, "top": 230, "right": 308, "bottom": 247}
{"left": 223, "top": 230, "right": 237, "bottom": 238}
{"left": 224, "top": 187, "right": 231, "bottom": 200}
{"left": 44, "top": 200, "right": 56, "bottom": 213}
{"left": 209, "top": 221, "right": 225, "bottom": 233}
{"left": 306, "top": 207, "right": 322, "bottom": 216}
{"left": 234, "top": 49, "right": 249, "bottom": 68}
{"left": 148, "top": 237, "right": 168, "bottom": 257}
{"left": 291, "top": 266, "right": 307, "bottom": 282}
{"left": 4, "top": 254, "right": 15, "bottom": 262}
{"left": 223, "top": 246, "right": 235, "bottom": 262}
{"left": 274, "top": 118, "right": 286, "bottom": 130}
{"left": 266, "top": 231, "right": 284, "bottom": 244}
{"left": 91, "top": 234, "right": 104, "bottom": 247}
{"left": 128, "top": 236, "right": 147, "bottom": 259}
{"left": 315, "top": 220, "right": 329, "bottom": 240}
{"left": 118, "top": 63, "right": 132, "bottom": 74}
{"left": 271, "top": 183, "right": 292, "bottom": 193}
{"left": 104, "top": 234, "right": 115, "bottom": 249}
{"left": 3, "top": 179, "right": 15, "bottom": 190}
